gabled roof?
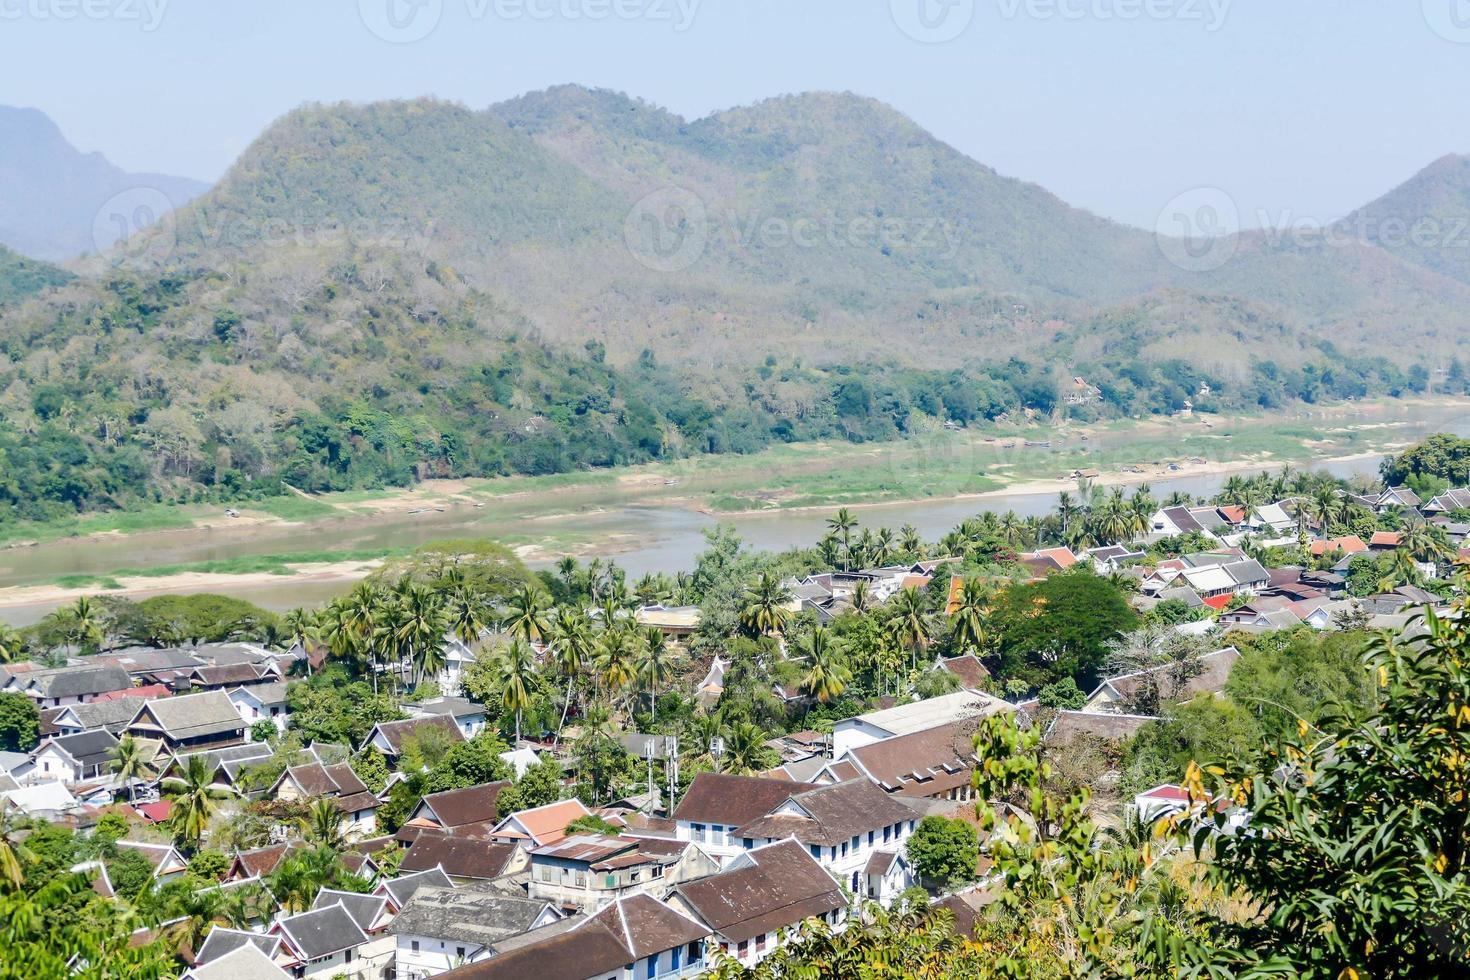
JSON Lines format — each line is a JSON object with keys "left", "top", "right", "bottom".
{"left": 434, "top": 919, "right": 631, "bottom": 980}
{"left": 15, "top": 662, "right": 133, "bottom": 700}
{"left": 734, "top": 778, "right": 916, "bottom": 845}
{"left": 938, "top": 655, "right": 991, "bottom": 691}
{"left": 1160, "top": 506, "right": 1204, "bottom": 534}
{"left": 590, "top": 893, "right": 708, "bottom": 960}
{"left": 410, "top": 781, "right": 509, "bottom": 833}
{"left": 490, "top": 797, "right": 589, "bottom": 846}
{"left": 183, "top": 943, "right": 290, "bottom": 980}
{"left": 311, "top": 889, "right": 388, "bottom": 933}
{"left": 366, "top": 714, "right": 465, "bottom": 755}
{"left": 401, "top": 832, "right": 522, "bottom": 880}
{"left": 1043, "top": 710, "right": 1158, "bottom": 745}
{"left": 228, "top": 682, "right": 289, "bottom": 706}
{"left": 229, "top": 842, "right": 301, "bottom": 880}
{"left": 844, "top": 718, "right": 980, "bottom": 796}
{"left": 50, "top": 698, "right": 143, "bottom": 734}
{"left": 673, "top": 840, "right": 843, "bottom": 943}
{"left": 388, "top": 885, "right": 555, "bottom": 946}
{"left": 1089, "top": 647, "right": 1241, "bottom": 707}
{"left": 195, "top": 927, "right": 281, "bottom": 966}
{"left": 274, "top": 902, "right": 368, "bottom": 962}
{"left": 275, "top": 761, "right": 368, "bottom": 800}
{"left": 671, "top": 772, "right": 796, "bottom": 828}
{"left": 376, "top": 867, "right": 454, "bottom": 910}
{"left": 127, "top": 690, "right": 244, "bottom": 741}
{"left": 38, "top": 729, "right": 118, "bottom": 770}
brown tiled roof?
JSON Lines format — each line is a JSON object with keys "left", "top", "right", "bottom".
{"left": 191, "top": 664, "right": 270, "bottom": 688}
{"left": 865, "top": 850, "right": 900, "bottom": 876}
{"left": 939, "top": 655, "right": 991, "bottom": 690}
{"left": 1044, "top": 711, "right": 1158, "bottom": 745}
{"left": 229, "top": 843, "right": 299, "bottom": 879}
{"left": 671, "top": 772, "right": 796, "bottom": 827}
{"left": 421, "top": 781, "right": 509, "bottom": 829}
{"left": 592, "top": 894, "right": 707, "bottom": 960}
{"left": 673, "top": 840, "right": 843, "bottom": 943}
{"left": 400, "top": 832, "right": 521, "bottom": 880}
{"left": 846, "top": 719, "right": 979, "bottom": 794}
{"left": 441, "top": 920, "right": 632, "bottom": 980}
{"left": 733, "top": 779, "right": 916, "bottom": 846}
{"left": 370, "top": 714, "right": 465, "bottom": 754}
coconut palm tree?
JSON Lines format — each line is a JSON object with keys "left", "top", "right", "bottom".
{"left": 739, "top": 572, "right": 793, "bottom": 638}
{"left": 556, "top": 557, "right": 579, "bottom": 596}
{"left": 1400, "top": 519, "right": 1452, "bottom": 565}
{"left": 497, "top": 638, "right": 537, "bottom": 744}
{"left": 636, "top": 628, "right": 672, "bottom": 713}
{"left": 851, "top": 578, "right": 872, "bottom": 614}
{"left": 0, "top": 811, "right": 32, "bottom": 887}
{"left": 383, "top": 584, "right": 449, "bottom": 689}
{"left": 503, "top": 586, "right": 552, "bottom": 645}
{"left": 110, "top": 734, "right": 150, "bottom": 804}
{"left": 444, "top": 581, "right": 492, "bottom": 646}
{"left": 548, "top": 607, "right": 596, "bottom": 739}
{"left": 949, "top": 578, "right": 994, "bottom": 657}
{"left": 721, "top": 722, "right": 773, "bottom": 775}
{"left": 899, "top": 524, "right": 924, "bottom": 559}
{"left": 298, "top": 798, "right": 345, "bottom": 849}
{"left": 595, "top": 628, "right": 638, "bottom": 710}
{"left": 796, "top": 627, "right": 851, "bottom": 705}
{"left": 164, "top": 755, "right": 230, "bottom": 851}
{"left": 889, "top": 586, "right": 931, "bottom": 670}
{"left": 0, "top": 624, "right": 27, "bottom": 665}
{"left": 827, "top": 508, "right": 858, "bottom": 570}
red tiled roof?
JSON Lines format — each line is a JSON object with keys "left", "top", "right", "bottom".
{"left": 135, "top": 801, "right": 172, "bottom": 823}
{"left": 1202, "top": 594, "right": 1233, "bottom": 610}
{"left": 95, "top": 685, "right": 172, "bottom": 701}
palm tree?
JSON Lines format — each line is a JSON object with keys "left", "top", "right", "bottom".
{"left": 827, "top": 508, "right": 858, "bottom": 570}
{"left": 889, "top": 586, "right": 931, "bottom": 670}
{"left": 548, "top": 607, "right": 595, "bottom": 739}
{"left": 497, "top": 638, "right": 537, "bottom": 744}
{"left": 739, "top": 572, "right": 793, "bottom": 638}
{"left": 850, "top": 579, "right": 872, "bottom": 614}
{"left": 445, "top": 582, "right": 491, "bottom": 646}
{"left": 899, "top": 524, "right": 923, "bottom": 559}
{"left": 164, "top": 755, "right": 229, "bottom": 851}
{"left": 110, "top": 734, "right": 149, "bottom": 804}
{"left": 0, "top": 811, "right": 32, "bottom": 887}
{"left": 949, "top": 578, "right": 993, "bottom": 657}
{"left": 997, "top": 511, "right": 1026, "bottom": 547}
{"left": 722, "top": 722, "right": 772, "bottom": 775}
{"left": 299, "top": 798, "right": 345, "bottom": 849}
{"left": 503, "top": 586, "right": 552, "bottom": 645}
{"left": 636, "top": 628, "right": 672, "bottom": 713}
{"left": 556, "top": 557, "right": 579, "bottom": 596}
{"left": 1400, "top": 519, "right": 1452, "bottom": 565}
{"left": 595, "top": 629, "right": 638, "bottom": 709}
{"left": 796, "top": 627, "right": 851, "bottom": 705}
{"left": 379, "top": 583, "right": 448, "bottom": 690}
{"left": 0, "top": 625, "right": 29, "bottom": 665}
{"left": 340, "top": 581, "right": 385, "bottom": 689}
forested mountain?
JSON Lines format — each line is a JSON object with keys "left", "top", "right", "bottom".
{"left": 0, "top": 105, "right": 209, "bottom": 261}
{"left": 1338, "top": 153, "right": 1470, "bottom": 286}
{"left": 0, "top": 87, "right": 1466, "bottom": 523}
{"left": 0, "top": 245, "right": 70, "bottom": 307}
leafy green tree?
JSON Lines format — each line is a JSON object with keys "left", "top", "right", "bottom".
{"left": 352, "top": 746, "right": 392, "bottom": 794}
{"left": 1037, "top": 677, "right": 1087, "bottom": 709}
{"left": 496, "top": 757, "right": 564, "bottom": 813}
{"left": 988, "top": 567, "right": 1138, "bottom": 689}
{"left": 907, "top": 816, "right": 980, "bottom": 887}
{"left": 0, "top": 693, "right": 39, "bottom": 752}
{"left": 422, "top": 732, "right": 513, "bottom": 794}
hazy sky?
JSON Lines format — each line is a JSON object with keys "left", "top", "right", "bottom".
{"left": 1, "top": 0, "right": 1465, "bottom": 230}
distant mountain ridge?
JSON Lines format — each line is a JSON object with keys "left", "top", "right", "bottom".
{"left": 0, "top": 105, "right": 209, "bottom": 261}
{"left": 1, "top": 85, "right": 1468, "bottom": 524}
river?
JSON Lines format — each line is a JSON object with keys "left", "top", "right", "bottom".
{"left": 0, "top": 447, "right": 1414, "bottom": 627}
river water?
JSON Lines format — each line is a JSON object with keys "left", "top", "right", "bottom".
{"left": 0, "top": 447, "right": 1410, "bottom": 627}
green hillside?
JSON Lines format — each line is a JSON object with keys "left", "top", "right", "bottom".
{"left": 1, "top": 87, "right": 1466, "bottom": 525}
{"left": 0, "top": 245, "right": 70, "bottom": 307}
